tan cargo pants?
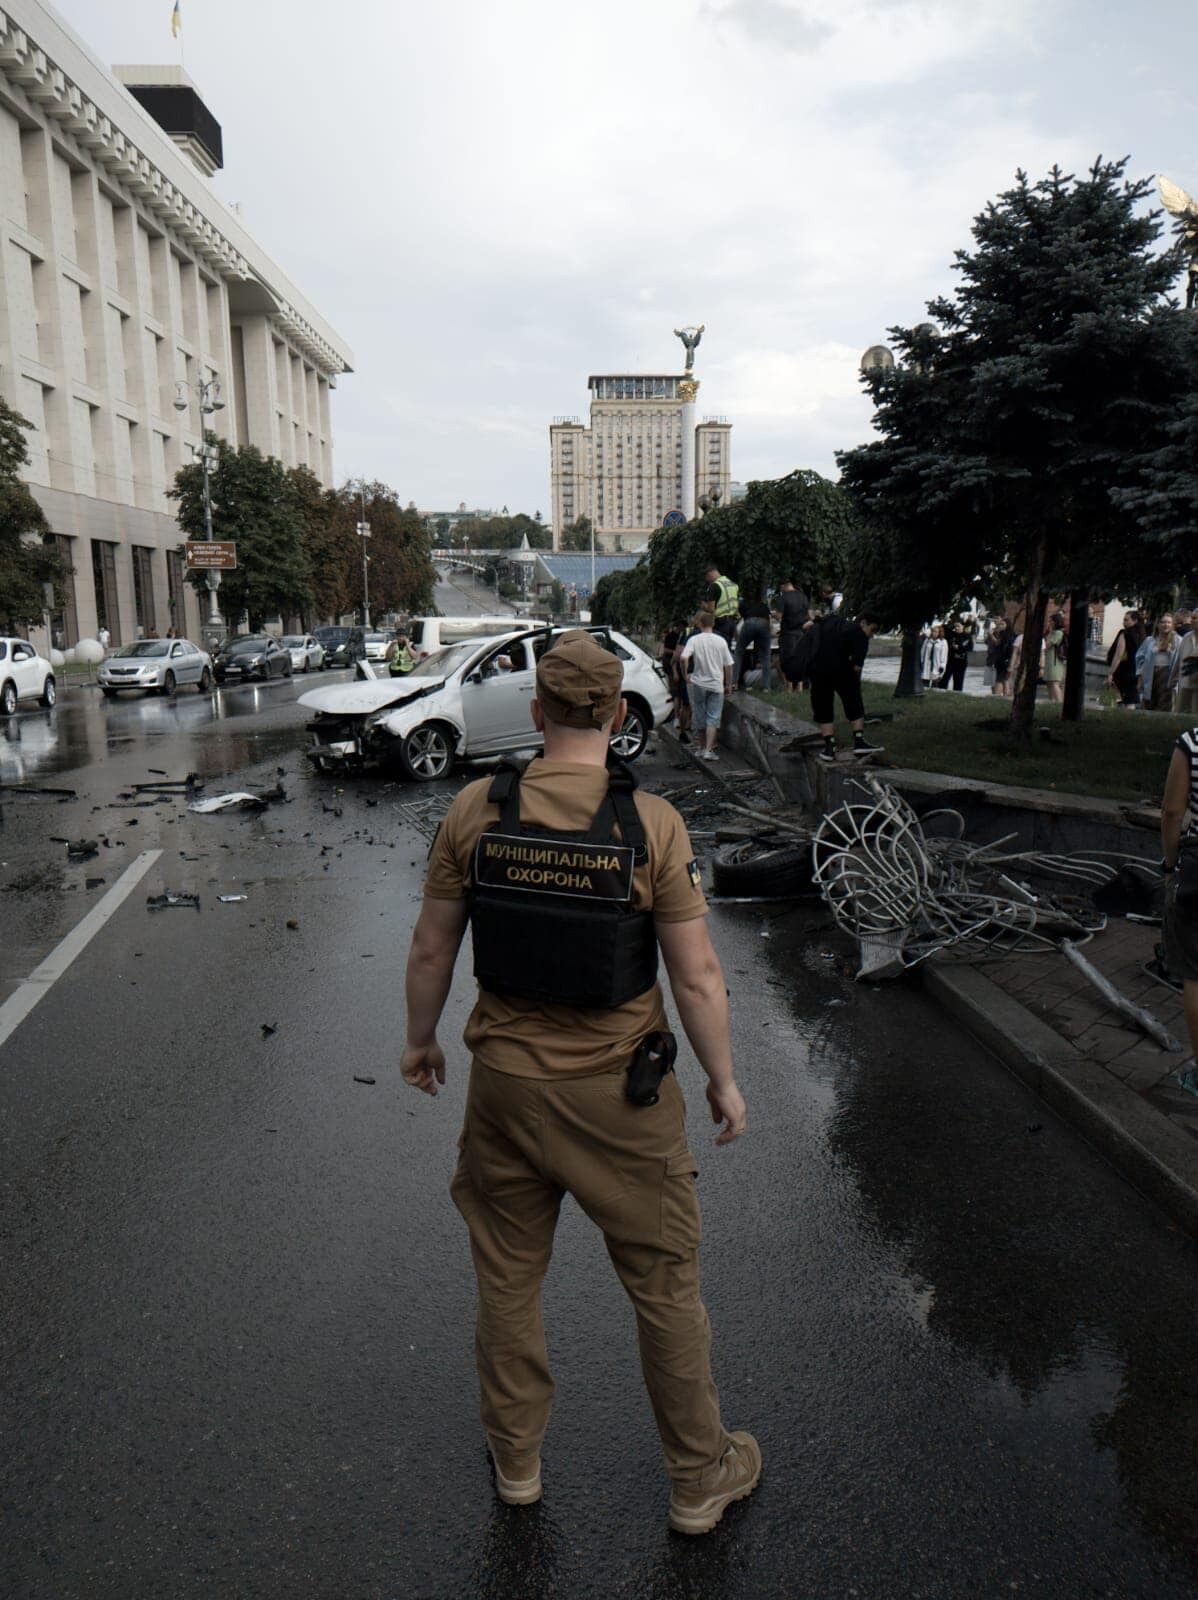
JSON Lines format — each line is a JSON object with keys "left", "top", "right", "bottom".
{"left": 450, "top": 1057, "right": 730, "bottom": 1486}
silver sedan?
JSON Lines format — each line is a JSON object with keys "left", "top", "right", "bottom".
{"left": 99, "top": 638, "right": 214, "bottom": 697}
{"left": 281, "top": 634, "right": 325, "bottom": 672}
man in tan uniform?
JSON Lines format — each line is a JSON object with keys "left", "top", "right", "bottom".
{"left": 401, "top": 629, "right": 759, "bottom": 1535}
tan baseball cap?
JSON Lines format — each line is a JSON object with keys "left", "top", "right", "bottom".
{"left": 535, "top": 629, "right": 624, "bottom": 728}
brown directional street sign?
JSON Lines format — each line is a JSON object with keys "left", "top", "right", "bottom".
{"left": 185, "top": 540, "right": 237, "bottom": 570}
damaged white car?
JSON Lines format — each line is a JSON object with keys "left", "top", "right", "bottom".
{"left": 298, "top": 626, "right": 672, "bottom": 781}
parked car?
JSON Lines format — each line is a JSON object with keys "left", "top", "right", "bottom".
{"left": 213, "top": 635, "right": 293, "bottom": 684}
{"left": 98, "top": 638, "right": 214, "bottom": 698}
{"left": 408, "top": 615, "right": 519, "bottom": 661}
{"left": 299, "top": 625, "right": 672, "bottom": 780}
{"left": 281, "top": 634, "right": 325, "bottom": 672}
{"left": 363, "top": 631, "right": 392, "bottom": 663}
{"left": 314, "top": 626, "right": 367, "bottom": 669}
{"left": 0, "top": 637, "right": 56, "bottom": 714}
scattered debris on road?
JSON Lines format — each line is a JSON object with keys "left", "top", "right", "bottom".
{"left": 50, "top": 837, "right": 99, "bottom": 861}
{"left": 261, "top": 1022, "right": 278, "bottom": 1038}
{"left": 353, "top": 1075, "right": 376, "bottom": 1085}
{"left": 218, "top": 894, "right": 248, "bottom": 903}
{"left": 0, "top": 782, "right": 79, "bottom": 800}
{"left": 146, "top": 891, "right": 201, "bottom": 911}
{"left": 189, "top": 783, "right": 286, "bottom": 814}
{"left": 286, "top": 917, "right": 299, "bottom": 930}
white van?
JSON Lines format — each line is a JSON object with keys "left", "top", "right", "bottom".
{"left": 408, "top": 615, "right": 517, "bottom": 661}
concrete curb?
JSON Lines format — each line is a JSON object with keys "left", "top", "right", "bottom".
{"left": 924, "top": 962, "right": 1198, "bottom": 1239}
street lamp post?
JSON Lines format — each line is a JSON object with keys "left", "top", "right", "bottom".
{"left": 175, "top": 375, "right": 226, "bottom": 650}
{"left": 357, "top": 484, "right": 371, "bottom": 629}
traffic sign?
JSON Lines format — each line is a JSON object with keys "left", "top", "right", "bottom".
{"left": 185, "top": 540, "right": 237, "bottom": 570}
{"left": 662, "top": 509, "right": 685, "bottom": 528}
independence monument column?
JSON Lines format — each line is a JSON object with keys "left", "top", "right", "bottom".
{"left": 675, "top": 324, "right": 704, "bottom": 520}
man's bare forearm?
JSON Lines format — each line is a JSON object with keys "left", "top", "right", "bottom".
{"left": 405, "top": 948, "right": 456, "bottom": 1046}
{"left": 670, "top": 972, "right": 734, "bottom": 1089}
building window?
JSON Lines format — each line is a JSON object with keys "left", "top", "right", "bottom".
{"left": 131, "top": 546, "right": 157, "bottom": 637}
{"left": 90, "top": 539, "right": 121, "bottom": 643}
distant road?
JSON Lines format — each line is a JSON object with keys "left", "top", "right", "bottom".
{"left": 431, "top": 564, "right": 517, "bottom": 618}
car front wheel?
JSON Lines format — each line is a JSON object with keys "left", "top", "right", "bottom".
{"left": 609, "top": 702, "right": 649, "bottom": 761}
{"left": 161, "top": 670, "right": 176, "bottom": 697}
{"left": 39, "top": 675, "right": 56, "bottom": 708}
{"left": 398, "top": 724, "right": 454, "bottom": 782}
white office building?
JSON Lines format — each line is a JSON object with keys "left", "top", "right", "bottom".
{"left": 550, "top": 373, "right": 732, "bottom": 552}
{"left": 0, "top": 0, "right": 353, "bottom": 647}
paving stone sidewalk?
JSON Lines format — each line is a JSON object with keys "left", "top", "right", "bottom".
{"left": 983, "top": 918, "right": 1197, "bottom": 1143}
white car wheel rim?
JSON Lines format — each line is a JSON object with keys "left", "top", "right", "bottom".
{"left": 410, "top": 729, "right": 448, "bottom": 776}
{"left": 610, "top": 714, "right": 644, "bottom": 757}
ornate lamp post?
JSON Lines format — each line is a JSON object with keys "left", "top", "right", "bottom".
{"left": 175, "top": 376, "right": 225, "bottom": 646}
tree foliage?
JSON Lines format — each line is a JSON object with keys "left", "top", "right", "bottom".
{"left": 558, "top": 515, "right": 594, "bottom": 552}
{"left": 646, "top": 470, "right": 854, "bottom": 623}
{"left": 837, "top": 159, "right": 1196, "bottom": 733}
{"left": 444, "top": 511, "right": 552, "bottom": 550}
{"left": 172, "top": 438, "right": 311, "bottom": 630}
{"left": 338, "top": 482, "right": 436, "bottom": 618}
{"left": 0, "top": 398, "right": 64, "bottom": 630}
{"left": 590, "top": 564, "right": 654, "bottom": 633}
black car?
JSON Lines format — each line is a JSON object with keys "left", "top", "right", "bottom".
{"left": 314, "top": 626, "right": 367, "bottom": 669}
{"left": 213, "top": 635, "right": 293, "bottom": 683}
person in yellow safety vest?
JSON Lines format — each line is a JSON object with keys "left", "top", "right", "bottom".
{"left": 388, "top": 633, "right": 415, "bottom": 676}
{"left": 705, "top": 565, "right": 740, "bottom": 646}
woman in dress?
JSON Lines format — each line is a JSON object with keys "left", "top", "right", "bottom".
{"left": 921, "top": 624, "right": 947, "bottom": 690}
{"left": 1042, "top": 611, "right": 1067, "bottom": 704}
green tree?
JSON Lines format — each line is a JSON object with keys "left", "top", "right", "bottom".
{"left": 289, "top": 466, "right": 358, "bottom": 623}
{"left": 338, "top": 481, "right": 436, "bottom": 618}
{"left": 0, "top": 398, "right": 64, "bottom": 630}
{"left": 590, "top": 563, "right": 654, "bottom": 634}
{"left": 646, "top": 470, "right": 853, "bottom": 625}
{"left": 559, "top": 515, "right": 593, "bottom": 552}
{"left": 171, "top": 438, "right": 311, "bottom": 630}
{"left": 839, "top": 160, "right": 1192, "bottom": 734}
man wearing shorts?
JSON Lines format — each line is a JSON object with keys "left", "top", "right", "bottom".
{"left": 808, "top": 612, "right": 882, "bottom": 761}
{"left": 681, "top": 612, "right": 733, "bottom": 762}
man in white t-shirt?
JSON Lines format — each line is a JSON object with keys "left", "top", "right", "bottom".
{"left": 681, "top": 612, "right": 733, "bottom": 761}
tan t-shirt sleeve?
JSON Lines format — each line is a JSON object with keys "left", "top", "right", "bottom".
{"left": 651, "top": 805, "right": 708, "bottom": 923}
{"left": 422, "top": 785, "right": 489, "bottom": 899}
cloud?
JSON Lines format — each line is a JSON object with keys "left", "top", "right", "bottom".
{"left": 48, "top": 0, "right": 1190, "bottom": 514}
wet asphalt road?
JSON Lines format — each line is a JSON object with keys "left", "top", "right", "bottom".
{"left": 1, "top": 639, "right": 1197, "bottom": 1599}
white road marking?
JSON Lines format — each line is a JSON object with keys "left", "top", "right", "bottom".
{"left": 0, "top": 849, "right": 163, "bottom": 1053}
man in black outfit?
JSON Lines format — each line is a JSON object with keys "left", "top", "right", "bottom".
{"left": 775, "top": 579, "right": 812, "bottom": 691}
{"left": 808, "top": 611, "right": 882, "bottom": 761}
{"left": 944, "top": 620, "right": 974, "bottom": 691}
{"left": 734, "top": 585, "right": 773, "bottom": 688}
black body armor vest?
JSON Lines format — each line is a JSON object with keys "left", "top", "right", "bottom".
{"left": 469, "top": 757, "right": 659, "bottom": 1010}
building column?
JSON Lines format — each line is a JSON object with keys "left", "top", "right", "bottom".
{"left": 679, "top": 378, "right": 698, "bottom": 520}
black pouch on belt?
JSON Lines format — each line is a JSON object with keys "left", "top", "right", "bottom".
{"left": 625, "top": 1030, "right": 678, "bottom": 1106}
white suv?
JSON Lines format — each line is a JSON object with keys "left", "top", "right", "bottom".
{"left": 0, "top": 637, "right": 56, "bottom": 715}
{"left": 408, "top": 615, "right": 520, "bottom": 661}
{"left": 300, "top": 625, "right": 673, "bottom": 780}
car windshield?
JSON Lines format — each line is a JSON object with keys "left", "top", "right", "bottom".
{"left": 226, "top": 637, "right": 265, "bottom": 653}
{"left": 366, "top": 633, "right": 388, "bottom": 645}
{"left": 114, "top": 641, "right": 169, "bottom": 658}
{"left": 280, "top": 636, "right": 305, "bottom": 647}
{"left": 407, "top": 642, "right": 480, "bottom": 679}
{"left": 314, "top": 627, "right": 348, "bottom": 642}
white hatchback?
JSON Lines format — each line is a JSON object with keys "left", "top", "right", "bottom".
{"left": 0, "top": 637, "right": 56, "bottom": 715}
{"left": 300, "top": 625, "right": 672, "bottom": 781}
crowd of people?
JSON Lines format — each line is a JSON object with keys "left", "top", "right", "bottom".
{"left": 657, "top": 567, "right": 882, "bottom": 763}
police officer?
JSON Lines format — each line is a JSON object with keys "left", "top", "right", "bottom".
{"left": 705, "top": 563, "right": 740, "bottom": 647}
{"left": 388, "top": 632, "right": 415, "bottom": 677}
{"left": 401, "top": 629, "right": 759, "bottom": 1535}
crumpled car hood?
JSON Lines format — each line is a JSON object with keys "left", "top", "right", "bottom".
{"left": 298, "top": 676, "right": 446, "bottom": 716}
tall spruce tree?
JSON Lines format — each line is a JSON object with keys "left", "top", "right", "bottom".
{"left": 839, "top": 160, "right": 1191, "bottom": 735}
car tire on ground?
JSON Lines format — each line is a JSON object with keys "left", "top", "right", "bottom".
{"left": 199, "top": 666, "right": 213, "bottom": 694}
{"left": 161, "top": 670, "right": 176, "bottom": 697}
{"left": 398, "top": 723, "right": 454, "bottom": 782}
{"left": 608, "top": 700, "right": 649, "bottom": 762}
{"left": 101, "top": 685, "right": 117, "bottom": 699}
{"left": 711, "top": 839, "right": 815, "bottom": 898}
{"left": 39, "top": 675, "right": 56, "bottom": 708}
{"left": 283, "top": 659, "right": 293, "bottom": 679}
{"left": 1, "top": 679, "right": 17, "bottom": 716}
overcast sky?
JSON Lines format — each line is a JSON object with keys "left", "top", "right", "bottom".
{"left": 53, "top": 0, "right": 1198, "bottom": 517}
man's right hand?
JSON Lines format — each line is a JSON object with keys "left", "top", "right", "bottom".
{"left": 706, "top": 1080, "right": 747, "bottom": 1146}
